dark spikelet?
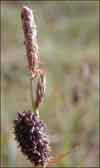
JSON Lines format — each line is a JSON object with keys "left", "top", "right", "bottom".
{"left": 14, "top": 111, "right": 50, "bottom": 166}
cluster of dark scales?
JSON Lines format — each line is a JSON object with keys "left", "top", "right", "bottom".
{"left": 14, "top": 111, "right": 50, "bottom": 167}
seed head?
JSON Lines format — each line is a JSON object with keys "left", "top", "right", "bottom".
{"left": 14, "top": 111, "right": 50, "bottom": 167}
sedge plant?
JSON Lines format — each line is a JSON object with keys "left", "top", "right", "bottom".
{"left": 13, "top": 6, "right": 50, "bottom": 168}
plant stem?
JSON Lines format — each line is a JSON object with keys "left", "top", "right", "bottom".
{"left": 30, "top": 77, "right": 39, "bottom": 117}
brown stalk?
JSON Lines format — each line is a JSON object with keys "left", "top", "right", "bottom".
{"left": 21, "top": 6, "right": 46, "bottom": 116}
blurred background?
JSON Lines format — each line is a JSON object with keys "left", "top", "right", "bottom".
{"left": 1, "top": 1, "right": 99, "bottom": 167}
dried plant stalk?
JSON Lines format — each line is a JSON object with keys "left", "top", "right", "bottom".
{"left": 21, "top": 6, "right": 39, "bottom": 72}
{"left": 35, "top": 70, "right": 46, "bottom": 109}
{"left": 21, "top": 6, "right": 46, "bottom": 112}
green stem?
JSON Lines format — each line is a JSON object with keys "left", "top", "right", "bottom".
{"left": 30, "top": 77, "right": 39, "bottom": 117}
